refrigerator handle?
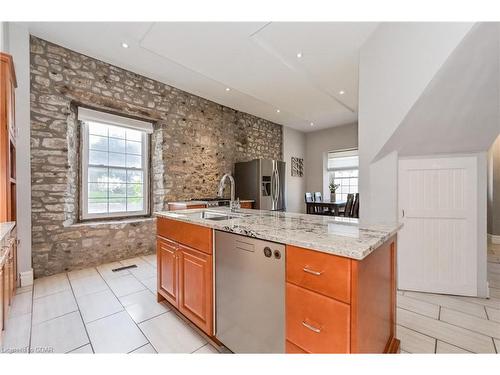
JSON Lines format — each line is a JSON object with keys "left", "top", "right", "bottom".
{"left": 275, "top": 167, "right": 280, "bottom": 202}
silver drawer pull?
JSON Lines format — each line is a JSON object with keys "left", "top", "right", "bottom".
{"left": 302, "top": 321, "right": 321, "bottom": 333}
{"left": 303, "top": 267, "right": 323, "bottom": 276}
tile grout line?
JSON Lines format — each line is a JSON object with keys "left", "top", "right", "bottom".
{"left": 96, "top": 260, "right": 155, "bottom": 353}
{"left": 396, "top": 323, "right": 474, "bottom": 354}
{"left": 397, "top": 307, "right": 496, "bottom": 351}
{"left": 66, "top": 271, "right": 95, "bottom": 354}
{"left": 401, "top": 293, "right": 493, "bottom": 319}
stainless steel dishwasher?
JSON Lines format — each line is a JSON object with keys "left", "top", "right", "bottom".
{"left": 215, "top": 230, "right": 285, "bottom": 353}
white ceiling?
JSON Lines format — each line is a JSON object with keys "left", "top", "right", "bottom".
{"left": 23, "top": 22, "right": 378, "bottom": 132}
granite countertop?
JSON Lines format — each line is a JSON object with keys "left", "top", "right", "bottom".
{"left": 169, "top": 200, "right": 255, "bottom": 206}
{"left": 155, "top": 208, "right": 401, "bottom": 260}
{"left": 0, "top": 221, "right": 16, "bottom": 265}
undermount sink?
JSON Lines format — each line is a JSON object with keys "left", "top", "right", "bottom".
{"left": 185, "top": 210, "right": 249, "bottom": 221}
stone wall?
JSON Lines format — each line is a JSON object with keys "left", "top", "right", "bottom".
{"left": 30, "top": 36, "right": 283, "bottom": 277}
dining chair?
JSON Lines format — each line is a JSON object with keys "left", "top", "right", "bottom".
{"left": 304, "top": 192, "right": 314, "bottom": 203}
{"left": 339, "top": 193, "right": 354, "bottom": 217}
{"left": 352, "top": 193, "right": 359, "bottom": 218}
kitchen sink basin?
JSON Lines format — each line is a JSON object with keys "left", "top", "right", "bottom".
{"left": 186, "top": 210, "right": 249, "bottom": 221}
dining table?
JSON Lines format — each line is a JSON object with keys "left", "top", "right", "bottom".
{"left": 305, "top": 199, "right": 347, "bottom": 216}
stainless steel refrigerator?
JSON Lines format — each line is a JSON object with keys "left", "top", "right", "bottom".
{"left": 234, "top": 159, "right": 286, "bottom": 211}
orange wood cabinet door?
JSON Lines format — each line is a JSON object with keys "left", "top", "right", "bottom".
{"left": 177, "top": 244, "right": 213, "bottom": 336}
{"left": 286, "top": 283, "right": 350, "bottom": 353}
{"left": 157, "top": 237, "right": 179, "bottom": 307}
{"left": 239, "top": 202, "right": 253, "bottom": 209}
{"left": 286, "top": 245, "right": 351, "bottom": 303}
{"left": 0, "top": 265, "right": 4, "bottom": 333}
{"left": 286, "top": 340, "right": 308, "bottom": 353}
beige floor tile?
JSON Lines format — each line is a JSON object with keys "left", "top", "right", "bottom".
{"left": 436, "top": 340, "right": 471, "bottom": 353}
{"left": 107, "top": 274, "right": 146, "bottom": 297}
{"left": 70, "top": 274, "right": 109, "bottom": 297}
{"left": 495, "top": 338, "right": 500, "bottom": 352}
{"left": 486, "top": 306, "right": 500, "bottom": 323}
{"left": 404, "top": 291, "right": 487, "bottom": 318}
{"left": 397, "top": 308, "right": 495, "bottom": 353}
{"left": 31, "top": 311, "right": 89, "bottom": 353}
{"left": 142, "top": 254, "right": 157, "bottom": 268}
{"left": 192, "top": 344, "right": 220, "bottom": 354}
{"left": 16, "top": 285, "right": 33, "bottom": 294}
{"left": 68, "top": 267, "right": 99, "bottom": 281}
{"left": 1, "top": 313, "right": 32, "bottom": 353}
{"left": 130, "top": 343, "right": 157, "bottom": 353}
{"left": 32, "top": 290, "right": 78, "bottom": 325}
{"left": 397, "top": 295, "right": 440, "bottom": 319}
{"left": 490, "top": 287, "right": 500, "bottom": 299}
{"left": 96, "top": 261, "right": 131, "bottom": 280}
{"left": 86, "top": 311, "right": 148, "bottom": 353}
{"left": 439, "top": 307, "right": 500, "bottom": 339}
{"left": 129, "top": 263, "right": 156, "bottom": 281}
{"left": 69, "top": 344, "right": 94, "bottom": 353}
{"left": 8, "top": 290, "right": 33, "bottom": 317}
{"left": 119, "top": 290, "right": 169, "bottom": 323}
{"left": 396, "top": 325, "right": 435, "bottom": 353}
{"left": 450, "top": 295, "right": 500, "bottom": 310}
{"left": 76, "top": 289, "right": 124, "bottom": 323}
{"left": 140, "top": 276, "right": 156, "bottom": 293}
{"left": 139, "top": 311, "right": 206, "bottom": 353}
{"left": 34, "top": 274, "right": 71, "bottom": 299}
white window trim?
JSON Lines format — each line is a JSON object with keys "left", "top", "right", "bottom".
{"left": 80, "top": 119, "right": 150, "bottom": 221}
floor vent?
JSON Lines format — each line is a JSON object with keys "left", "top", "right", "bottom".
{"left": 111, "top": 264, "right": 138, "bottom": 272}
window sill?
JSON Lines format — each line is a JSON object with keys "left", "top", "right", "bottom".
{"left": 67, "top": 216, "right": 155, "bottom": 228}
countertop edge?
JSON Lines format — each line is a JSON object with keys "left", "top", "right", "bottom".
{"left": 154, "top": 210, "right": 401, "bottom": 260}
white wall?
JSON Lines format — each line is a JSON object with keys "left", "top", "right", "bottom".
{"left": 358, "top": 22, "right": 474, "bottom": 225}
{"left": 7, "top": 23, "right": 32, "bottom": 284}
{"left": 0, "top": 22, "right": 9, "bottom": 52}
{"left": 305, "top": 123, "right": 358, "bottom": 196}
{"left": 283, "top": 126, "right": 306, "bottom": 213}
{"left": 488, "top": 135, "right": 500, "bottom": 236}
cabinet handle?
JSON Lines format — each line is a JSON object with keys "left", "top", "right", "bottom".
{"left": 303, "top": 267, "right": 323, "bottom": 276}
{"left": 302, "top": 321, "right": 321, "bottom": 333}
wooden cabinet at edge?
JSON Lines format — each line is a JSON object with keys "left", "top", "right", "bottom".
{"left": 157, "top": 218, "right": 213, "bottom": 336}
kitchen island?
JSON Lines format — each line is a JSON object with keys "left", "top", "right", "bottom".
{"left": 155, "top": 208, "right": 401, "bottom": 354}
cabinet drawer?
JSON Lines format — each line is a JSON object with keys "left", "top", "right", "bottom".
{"left": 157, "top": 217, "right": 212, "bottom": 254}
{"left": 286, "top": 245, "right": 351, "bottom": 303}
{"left": 286, "top": 340, "right": 308, "bottom": 353}
{"left": 286, "top": 283, "right": 350, "bottom": 353}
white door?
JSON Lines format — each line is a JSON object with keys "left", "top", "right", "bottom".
{"left": 398, "top": 156, "right": 478, "bottom": 296}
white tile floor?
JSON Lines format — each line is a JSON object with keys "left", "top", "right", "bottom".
{"left": 1, "top": 254, "right": 222, "bottom": 354}
{"left": 396, "top": 242, "right": 500, "bottom": 353}
{"left": 2, "top": 244, "right": 500, "bottom": 354}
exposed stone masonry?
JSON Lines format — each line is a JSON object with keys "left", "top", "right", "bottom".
{"left": 30, "top": 36, "right": 282, "bottom": 277}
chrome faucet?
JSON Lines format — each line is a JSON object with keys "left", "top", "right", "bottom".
{"left": 218, "top": 173, "right": 240, "bottom": 211}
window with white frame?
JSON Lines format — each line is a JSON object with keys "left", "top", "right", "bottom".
{"left": 78, "top": 108, "right": 152, "bottom": 220}
{"left": 327, "top": 149, "right": 359, "bottom": 201}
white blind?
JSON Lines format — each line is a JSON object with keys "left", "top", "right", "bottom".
{"left": 327, "top": 149, "right": 359, "bottom": 171}
{"left": 78, "top": 107, "right": 153, "bottom": 134}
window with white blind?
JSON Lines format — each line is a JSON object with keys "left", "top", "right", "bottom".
{"left": 327, "top": 149, "right": 359, "bottom": 201}
{"left": 79, "top": 108, "right": 152, "bottom": 220}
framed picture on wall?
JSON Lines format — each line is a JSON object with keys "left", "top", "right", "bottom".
{"left": 291, "top": 157, "right": 304, "bottom": 177}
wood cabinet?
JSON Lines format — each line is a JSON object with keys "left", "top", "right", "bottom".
{"left": 1, "top": 228, "right": 17, "bottom": 342}
{"left": 285, "top": 236, "right": 399, "bottom": 354}
{"left": 157, "top": 217, "right": 213, "bottom": 336}
{"left": 239, "top": 201, "right": 253, "bottom": 209}
{"left": 0, "top": 53, "right": 17, "bottom": 223}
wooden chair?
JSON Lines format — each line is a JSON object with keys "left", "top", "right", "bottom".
{"left": 351, "top": 193, "right": 359, "bottom": 218}
{"left": 339, "top": 193, "right": 354, "bottom": 217}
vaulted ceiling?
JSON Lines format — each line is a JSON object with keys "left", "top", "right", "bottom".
{"left": 23, "top": 22, "right": 378, "bottom": 132}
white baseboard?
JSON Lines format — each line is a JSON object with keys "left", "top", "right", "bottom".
{"left": 19, "top": 269, "right": 34, "bottom": 286}
{"left": 488, "top": 233, "right": 500, "bottom": 244}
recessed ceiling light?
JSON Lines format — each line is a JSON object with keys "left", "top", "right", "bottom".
{"left": 296, "top": 52, "right": 302, "bottom": 58}
{"left": 225, "top": 87, "right": 231, "bottom": 92}
{"left": 339, "top": 90, "right": 345, "bottom": 95}
{"left": 310, "top": 122, "right": 314, "bottom": 126}
{"left": 276, "top": 109, "right": 280, "bottom": 113}
{"left": 121, "top": 42, "right": 129, "bottom": 49}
